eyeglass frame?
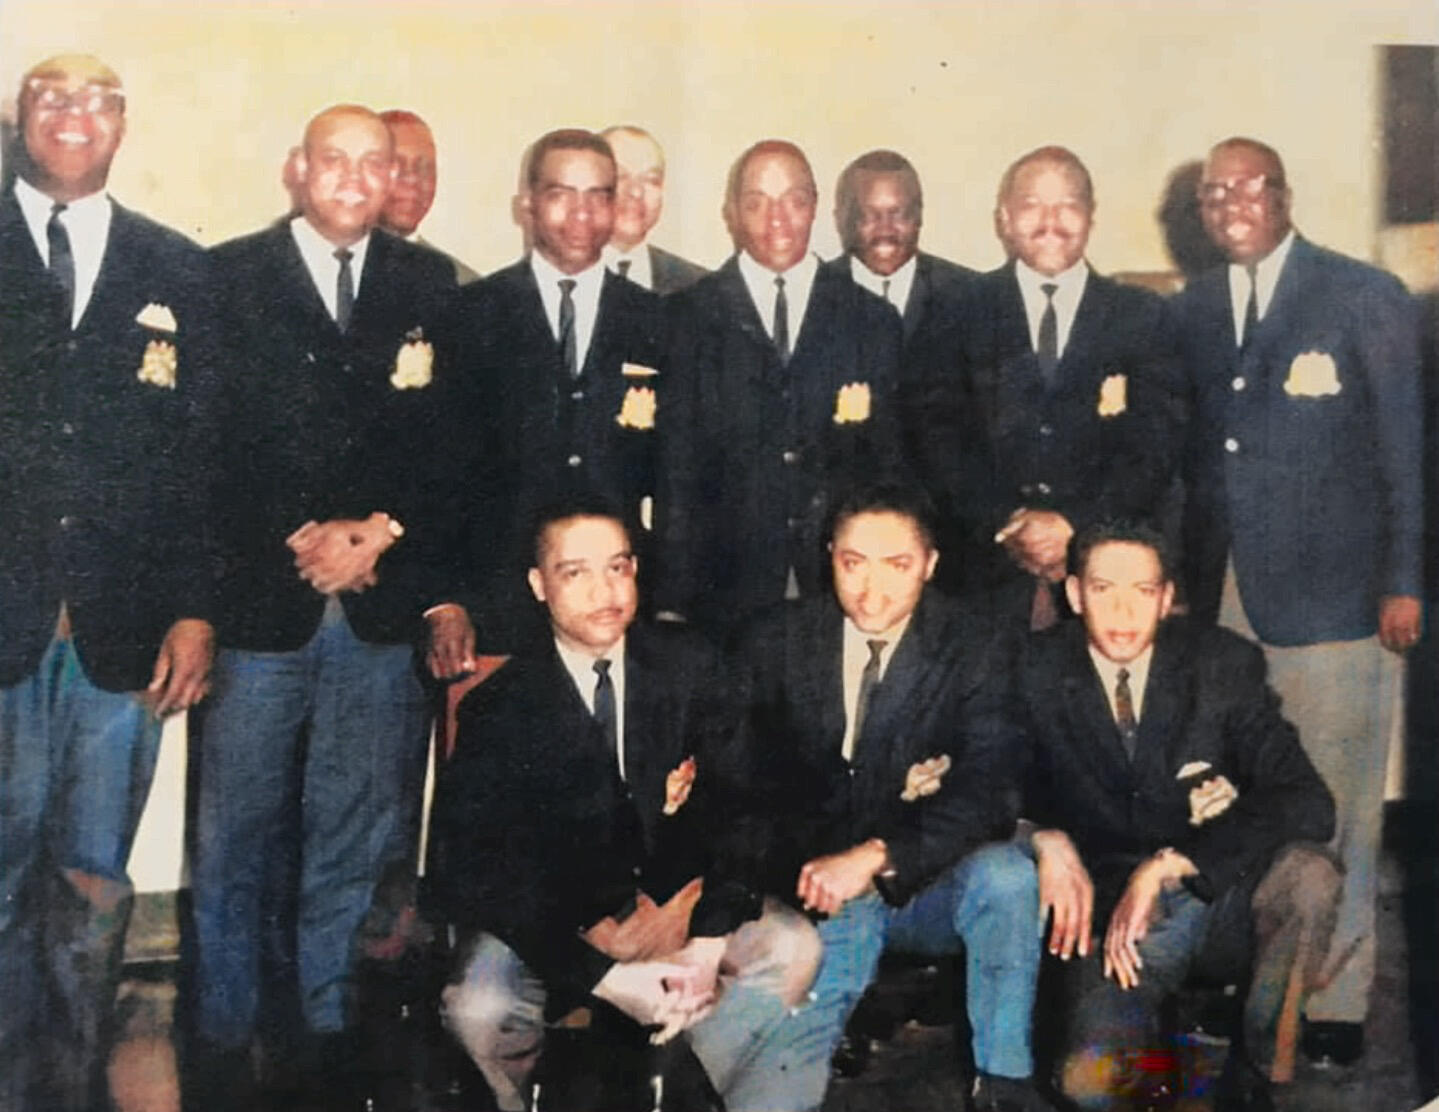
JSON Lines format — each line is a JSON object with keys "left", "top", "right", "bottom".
{"left": 1195, "top": 174, "right": 1285, "bottom": 207}
{"left": 23, "top": 80, "right": 126, "bottom": 117}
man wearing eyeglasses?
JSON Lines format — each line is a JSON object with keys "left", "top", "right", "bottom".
{"left": 1177, "top": 136, "right": 1423, "bottom": 1069}
{"left": 0, "top": 53, "right": 218, "bottom": 1109}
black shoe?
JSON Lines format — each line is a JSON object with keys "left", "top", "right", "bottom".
{"left": 1300, "top": 1018, "right": 1364, "bottom": 1067}
{"left": 1213, "top": 1054, "right": 1274, "bottom": 1112}
{"left": 830, "top": 1032, "right": 873, "bottom": 1079}
{"left": 970, "top": 1072, "right": 1056, "bottom": 1112}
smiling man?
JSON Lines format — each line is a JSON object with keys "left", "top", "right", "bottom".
{"left": 1176, "top": 137, "right": 1424, "bottom": 1069}
{"left": 1020, "top": 520, "right": 1340, "bottom": 1110}
{"left": 427, "top": 500, "right": 821, "bottom": 1112}
{"left": 189, "top": 103, "right": 457, "bottom": 1107}
{"left": 0, "top": 52, "right": 217, "bottom": 1109}
{"left": 731, "top": 482, "right": 1048, "bottom": 1112}
{"left": 910, "top": 146, "right": 1183, "bottom": 617}
{"left": 656, "top": 140, "right": 903, "bottom": 634}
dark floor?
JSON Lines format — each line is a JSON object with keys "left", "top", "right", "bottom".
{"left": 106, "top": 804, "right": 1439, "bottom": 1112}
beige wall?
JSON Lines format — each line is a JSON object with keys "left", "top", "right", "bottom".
{"left": 2, "top": 1, "right": 1434, "bottom": 887}
{"left": 2, "top": 0, "right": 1435, "bottom": 277}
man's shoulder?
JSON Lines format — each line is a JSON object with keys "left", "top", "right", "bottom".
{"left": 1293, "top": 237, "right": 1409, "bottom": 301}
{"left": 649, "top": 244, "right": 709, "bottom": 293}
{"left": 919, "top": 251, "right": 980, "bottom": 290}
{"left": 209, "top": 221, "right": 287, "bottom": 268}
{"left": 109, "top": 201, "right": 205, "bottom": 263}
{"left": 374, "top": 228, "right": 455, "bottom": 283}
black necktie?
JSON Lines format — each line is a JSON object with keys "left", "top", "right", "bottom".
{"left": 881, "top": 277, "right": 891, "bottom": 303}
{"left": 334, "top": 247, "right": 354, "bottom": 333}
{"left": 593, "top": 658, "right": 617, "bottom": 761}
{"left": 1240, "top": 265, "right": 1259, "bottom": 352}
{"left": 772, "top": 276, "right": 790, "bottom": 362}
{"left": 1036, "top": 281, "right": 1059, "bottom": 383}
{"left": 558, "top": 278, "right": 578, "bottom": 377}
{"left": 48, "top": 203, "right": 74, "bottom": 324}
{"left": 616, "top": 258, "right": 632, "bottom": 280}
{"left": 1115, "top": 667, "right": 1138, "bottom": 759}
{"left": 845, "top": 639, "right": 887, "bottom": 762}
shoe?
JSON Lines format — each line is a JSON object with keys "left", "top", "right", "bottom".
{"left": 829, "top": 1032, "right": 872, "bottom": 1079}
{"left": 1300, "top": 1018, "right": 1363, "bottom": 1067}
{"left": 1213, "top": 1054, "right": 1274, "bottom": 1112}
{"left": 970, "top": 1072, "right": 1056, "bottom": 1112}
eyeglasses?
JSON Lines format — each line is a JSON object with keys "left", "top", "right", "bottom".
{"left": 25, "top": 82, "right": 125, "bottom": 116}
{"left": 1196, "top": 175, "right": 1280, "bottom": 206}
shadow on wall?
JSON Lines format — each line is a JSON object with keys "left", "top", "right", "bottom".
{"left": 1157, "top": 160, "right": 1227, "bottom": 282}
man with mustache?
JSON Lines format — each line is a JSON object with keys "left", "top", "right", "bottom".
{"left": 189, "top": 103, "right": 457, "bottom": 1107}
{"left": 600, "top": 124, "right": 708, "bottom": 295}
{"left": 1177, "top": 136, "right": 1424, "bottom": 1069}
{"left": 0, "top": 52, "right": 217, "bottom": 1110}
{"left": 378, "top": 109, "right": 479, "bottom": 284}
{"left": 912, "top": 146, "right": 1184, "bottom": 618}
{"left": 656, "top": 139, "right": 903, "bottom": 635}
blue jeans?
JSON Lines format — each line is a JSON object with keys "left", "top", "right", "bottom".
{"left": 782, "top": 842, "right": 1042, "bottom": 1110}
{"left": 0, "top": 632, "right": 163, "bottom": 1110}
{"left": 190, "top": 600, "right": 429, "bottom": 1043}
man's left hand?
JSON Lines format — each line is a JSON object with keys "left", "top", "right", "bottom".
{"left": 1379, "top": 594, "right": 1422, "bottom": 654}
{"left": 1103, "top": 849, "right": 1196, "bottom": 990}
{"left": 649, "top": 935, "right": 727, "bottom": 1044}
{"left": 287, "top": 515, "right": 396, "bottom": 594}
{"left": 797, "top": 839, "right": 888, "bottom": 916}
{"left": 147, "top": 618, "right": 215, "bottom": 717}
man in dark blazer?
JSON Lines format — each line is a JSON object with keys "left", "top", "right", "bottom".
{"left": 1177, "top": 136, "right": 1423, "bottom": 1067}
{"left": 187, "top": 103, "right": 456, "bottom": 1103}
{"left": 0, "top": 53, "right": 217, "bottom": 1111}
{"left": 656, "top": 140, "right": 903, "bottom": 634}
{"left": 1022, "top": 521, "right": 1339, "bottom": 1110}
{"left": 600, "top": 125, "right": 708, "bottom": 294}
{"left": 913, "top": 146, "right": 1183, "bottom": 616}
{"left": 377, "top": 109, "right": 480, "bottom": 284}
{"left": 431, "top": 128, "right": 667, "bottom": 665}
{"left": 427, "top": 502, "right": 821, "bottom": 1112}
{"left": 732, "top": 484, "right": 1049, "bottom": 1112}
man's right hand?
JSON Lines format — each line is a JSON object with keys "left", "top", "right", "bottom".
{"left": 592, "top": 959, "right": 713, "bottom": 1031}
{"left": 425, "top": 604, "right": 477, "bottom": 680}
{"left": 1032, "top": 828, "right": 1094, "bottom": 960}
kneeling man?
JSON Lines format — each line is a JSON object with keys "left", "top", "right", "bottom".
{"left": 733, "top": 483, "right": 1049, "bottom": 1112}
{"left": 426, "top": 499, "right": 820, "bottom": 1112}
{"left": 1022, "top": 521, "right": 1340, "bottom": 1109}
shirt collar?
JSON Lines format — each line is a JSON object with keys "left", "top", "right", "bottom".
{"left": 290, "top": 214, "right": 371, "bottom": 289}
{"left": 1228, "top": 227, "right": 1295, "bottom": 319}
{"left": 849, "top": 252, "right": 917, "bottom": 313}
{"left": 842, "top": 611, "right": 913, "bottom": 669}
{"left": 1014, "top": 255, "right": 1089, "bottom": 300}
{"left": 1087, "top": 641, "right": 1155, "bottom": 717}
{"left": 555, "top": 634, "right": 627, "bottom": 706}
{"left": 15, "top": 175, "right": 110, "bottom": 253}
{"left": 603, "top": 242, "right": 652, "bottom": 289}
{"left": 736, "top": 248, "right": 818, "bottom": 332}
{"left": 530, "top": 248, "right": 607, "bottom": 296}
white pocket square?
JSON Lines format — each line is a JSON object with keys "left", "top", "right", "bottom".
{"left": 135, "top": 302, "right": 177, "bottom": 332}
{"left": 1176, "top": 760, "right": 1212, "bottom": 780}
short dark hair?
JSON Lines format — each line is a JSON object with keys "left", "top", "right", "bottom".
{"left": 996, "top": 144, "right": 1095, "bottom": 209}
{"left": 1068, "top": 519, "right": 1174, "bottom": 581}
{"left": 829, "top": 480, "right": 939, "bottom": 552}
{"left": 523, "top": 128, "right": 615, "bottom": 192}
{"left": 835, "top": 149, "right": 923, "bottom": 251}
{"left": 1208, "top": 136, "right": 1288, "bottom": 190}
{"left": 529, "top": 492, "right": 632, "bottom": 567}
{"left": 723, "top": 139, "right": 816, "bottom": 223}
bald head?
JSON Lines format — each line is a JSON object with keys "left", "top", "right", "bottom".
{"left": 16, "top": 53, "right": 126, "bottom": 202}
{"left": 295, "top": 104, "right": 395, "bottom": 247}
{"left": 378, "top": 109, "right": 437, "bottom": 236}
{"left": 602, "top": 125, "right": 667, "bottom": 250}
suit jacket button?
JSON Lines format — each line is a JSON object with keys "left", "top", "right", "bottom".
{"left": 1224, "top": 437, "right": 1239, "bottom": 453}
{"left": 786, "top": 516, "right": 799, "bottom": 529}
{"left": 571, "top": 390, "right": 584, "bottom": 401}
{"left": 1231, "top": 376, "right": 1246, "bottom": 391}
{"left": 782, "top": 450, "right": 798, "bottom": 464}
{"left": 1039, "top": 423, "right": 1054, "bottom": 437}
{"left": 1036, "top": 482, "right": 1052, "bottom": 495}
{"left": 632, "top": 865, "right": 642, "bottom": 878}
{"left": 59, "top": 514, "right": 76, "bottom": 528}
{"left": 61, "top": 422, "right": 74, "bottom": 436}
{"left": 66, "top": 340, "right": 78, "bottom": 354}
{"left": 567, "top": 454, "right": 582, "bottom": 467}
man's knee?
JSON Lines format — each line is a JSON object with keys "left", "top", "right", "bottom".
{"left": 765, "top": 900, "right": 823, "bottom": 1007}
{"left": 1253, "top": 842, "right": 1343, "bottom": 927}
{"left": 959, "top": 843, "right": 1039, "bottom": 919}
{"left": 441, "top": 975, "right": 535, "bottom": 1057}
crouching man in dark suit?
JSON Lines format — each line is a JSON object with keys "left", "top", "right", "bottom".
{"left": 733, "top": 483, "right": 1052, "bottom": 1112}
{"left": 427, "top": 499, "right": 822, "bottom": 1112}
{"left": 1022, "top": 522, "right": 1340, "bottom": 1110}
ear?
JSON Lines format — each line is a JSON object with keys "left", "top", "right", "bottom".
{"left": 923, "top": 548, "right": 940, "bottom": 582}
{"left": 292, "top": 147, "right": 310, "bottom": 186}
{"left": 527, "top": 567, "right": 546, "bottom": 604}
{"left": 1158, "top": 580, "right": 1176, "bottom": 621}
{"left": 1064, "top": 574, "right": 1083, "bottom": 616}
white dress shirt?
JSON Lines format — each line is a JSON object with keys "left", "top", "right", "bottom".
{"left": 530, "top": 250, "right": 605, "bottom": 373}
{"left": 290, "top": 215, "right": 371, "bottom": 322}
{"left": 737, "top": 249, "right": 819, "bottom": 350}
{"left": 1088, "top": 643, "right": 1154, "bottom": 725}
{"left": 849, "top": 253, "right": 916, "bottom": 317}
{"left": 603, "top": 242, "right": 653, "bottom": 291}
{"left": 1227, "top": 228, "right": 1295, "bottom": 346}
{"left": 15, "top": 176, "right": 111, "bottom": 330}
{"left": 1014, "top": 257, "right": 1089, "bottom": 362}
{"left": 840, "top": 615, "right": 911, "bottom": 761}
{"left": 556, "top": 636, "right": 628, "bottom": 780}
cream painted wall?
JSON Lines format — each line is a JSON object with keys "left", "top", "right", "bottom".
{"left": 1, "top": 0, "right": 1433, "bottom": 889}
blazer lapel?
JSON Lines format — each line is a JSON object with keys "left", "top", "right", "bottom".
{"left": 1130, "top": 624, "right": 1193, "bottom": 783}
{"left": 903, "top": 255, "right": 931, "bottom": 339}
{"left": 1055, "top": 271, "right": 1110, "bottom": 389}
{"left": 793, "top": 603, "right": 846, "bottom": 762}
{"left": 582, "top": 271, "right": 623, "bottom": 381}
{"left": 1058, "top": 628, "right": 1134, "bottom": 788}
{"left": 855, "top": 594, "right": 942, "bottom": 761}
